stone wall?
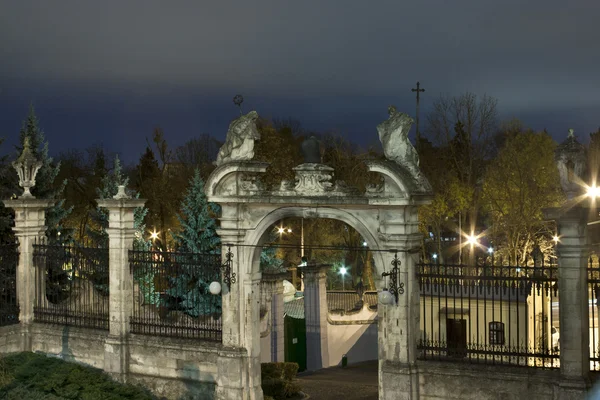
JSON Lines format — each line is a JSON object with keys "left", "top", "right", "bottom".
{"left": 0, "top": 323, "right": 224, "bottom": 400}
{"left": 0, "top": 324, "right": 24, "bottom": 354}
{"left": 29, "top": 324, "right": 107, "bottom": 369}
{"left": 128, "top": 334, "right": 221, "bottom": 399}
{"left": 418, "top": 361, "right": 559, "bottom": 400}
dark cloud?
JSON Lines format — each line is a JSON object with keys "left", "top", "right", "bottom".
{"left": 1, "top": 1, "right": 599, "bottom": 161}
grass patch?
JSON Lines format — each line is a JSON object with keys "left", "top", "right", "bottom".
{"left": 0, "top": 352, "right": 157, "bottom": 399}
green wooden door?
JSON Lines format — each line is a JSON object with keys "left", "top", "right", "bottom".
{"left": 284, "top": 315, "right": 307, "bottom": 372}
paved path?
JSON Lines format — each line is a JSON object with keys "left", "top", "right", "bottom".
{"left": 296, "top": 361, "right": 378, "bottom": 400}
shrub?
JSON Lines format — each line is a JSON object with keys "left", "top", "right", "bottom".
{"left": 261, "top": 362, "right": 301, "bottom": 399}
{"left": 0, "top": 352, "right": 156, "bottom": 399}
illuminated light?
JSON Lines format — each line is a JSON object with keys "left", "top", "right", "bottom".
{"left": 553, "top": 235, "right": 560, "bottom": 243}
{"left": 379, "top": 289, "right": 394, "bottom": 305}
{"left": 340, "top": 267, "right": 347, "bottom": 275}
{"left": 287, "top": 228, "right": 292, "bottom": 233}
{"left": 209, "top": 281, "right": 222, "bottom": 295}
{"left": 277, "top": 227, "right": 285, "bottom": 234}
{"left": 588, "top": 185, "right": 600, "bottom": 198}
{"left": 363, "top": 241, "right": 368, "bottom": 247}
{"left": 488, "top": 247, "right": 494, "bottom": 254}
{"left": 150, "top": 230, "right": 159, "bottom": 240}
{"left": 466, "top": 235, "right": 478, "bottom": 246}
{"left": 432, "top": 253, "right": 438, "bottom": 259}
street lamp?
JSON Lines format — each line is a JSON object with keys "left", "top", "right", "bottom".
{"left": 340, "top": 267, "right": 347, "bottom": 291}
{"left": 488, "top": 247, "right": 494, "bottom": 254}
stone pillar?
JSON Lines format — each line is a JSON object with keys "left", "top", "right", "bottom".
{"left": 271, "top": 278, "right": 285, "bottom": 362}
{"left": 97, "top": 190, "right": 145, "bottom": 382}
{"left": 378, "top": 208, "right": 422, "bottom": 400}
{"left": 4, "top": 198, "right": 52, "bottom": 351}
{"left": 303, "top": 263, "right": 330, "bottom": 371}
{"left": 262, "top": 272, "right": 286, "bottom": 363}
{"left": 551, "top": 207, "right": 590, "bottom": 396}
{"left": 216, "top": 221, "right": 263, "bottom": 400}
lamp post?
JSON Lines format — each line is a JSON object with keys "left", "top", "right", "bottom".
{"left": 340, "top": 266, "right": 347, "bottom": 291}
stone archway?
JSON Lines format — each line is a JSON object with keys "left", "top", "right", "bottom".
{"left": 206, "top": 109, "right": 432, "bottom": 400}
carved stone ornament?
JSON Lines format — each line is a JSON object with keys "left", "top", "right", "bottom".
{"left": 239, "top": 174, "right": 264, "bottom": 193}
{"left": 376, "top": 106, "right": 431, "bottom": 191}
{"left": 215, "top": 111, "right": 261, "bottom": 166}
{"left": 555, "top": 128, "right": 586, "bottom": 200}
{"left": 293, "top": 164, "right": 334, "bottom": 195}
{"left": 377, "top": 106, "right": 419, "bottom": 167}
{"left": 113, "top": 185, "right": 131, "bottom": 200}
{"left": 12, "top": 137, "right": 42, "bottom": 198}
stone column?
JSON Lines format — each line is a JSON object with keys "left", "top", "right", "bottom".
{"left": 262, "top": 271, "right": 286, "bottom": 363}
{"left": 4, "top": 198, "right": 53, "bottom": 351}
{"left": 303, "top": 263, "right": 330, "bottom": 371}
{"left": 378, "top": 208, "right": 422, "bottom": 400}
{"left": 549, "top": 207, "right": 590, "bottom": 396}
{"left": 97, "top": 189, "right": 145, "bottom": 382}
{"left": 271, "top": 278, "right": 285, "bottom": 362}
{"left": 216, "top": 220, "right": 264, "bottom": 400}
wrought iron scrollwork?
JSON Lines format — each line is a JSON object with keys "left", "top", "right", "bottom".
{"left": 381, "top": 251, "right": 405, "bottom": 303}
{"left": 222, "top": 245, "right": 236, "bottom": 287}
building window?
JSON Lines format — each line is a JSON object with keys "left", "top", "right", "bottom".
{"left": 489, "top": 321, "right": 505, "bottom": 345}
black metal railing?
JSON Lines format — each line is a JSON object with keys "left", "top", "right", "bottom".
{"left": 0, "top": 242, "right": 19, "bottom": 327}
{"left": 129, "top": 248, "right": 225, "bottom": 341}
{"left": 33, "top": 241, "right": 109, "bottom": 330}
{"left": 417, "top": 259, "right": 559, "bottom": 368}
{"left": 588, "top": 260, "right": 600, "bottom": 371}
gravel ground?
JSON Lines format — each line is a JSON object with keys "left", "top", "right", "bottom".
{"left": 296, "top": 361, "right": 378, "bottom": 400}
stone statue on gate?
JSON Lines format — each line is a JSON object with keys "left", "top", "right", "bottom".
{"left": 377, "top": 106, "right": 420, "bottom": 172}
{"left": 215, "top": 111, "right": 261, "bottom": 166}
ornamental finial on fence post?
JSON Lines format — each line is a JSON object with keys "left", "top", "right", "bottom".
{"left": 12, "top": 137, "right": 42, "bottom": 199}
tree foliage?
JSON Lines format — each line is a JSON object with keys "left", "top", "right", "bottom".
{"left": 18, "top": 106, "right": 72, "bottom": 241}
{"left": 174, "top": 169, "right": 220, "bottom": 253}
{"left": 482, "top": 128, "right": 563, "bottom": 264}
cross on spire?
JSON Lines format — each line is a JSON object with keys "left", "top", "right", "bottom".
{"left": 411, "top": 81, "right": 425, "bottom": 147}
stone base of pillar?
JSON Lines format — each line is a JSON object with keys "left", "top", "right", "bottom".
{"left": 216, "top": 348, "right": 263, "bottom": 400}
{"left": 556, "top": 377, "right": 590, "bottom": 400}
{"left": 379, "top": 360, "right": 419, "bottom": 400}
{"left": 104, "top": 335, "right": 129, "bottom": 382}
{"left": 20, "top": 323, "right": 32, "bottom": 352}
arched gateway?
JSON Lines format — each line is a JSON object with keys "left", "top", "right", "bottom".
{"left": 206, "top": 108, "right": 432, "bottom": 400}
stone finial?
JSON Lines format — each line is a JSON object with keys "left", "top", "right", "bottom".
{"left": 215, "top": 111, "right": 261, "bottom": 166}
{"left": 301, "top": 136, "right": 321, "bottom": 164}
{"left": 555, "top": 129, "right": 586, "bottom": 200}
{"left": 113, "top": 185, "right": 131, "bottom": 200}
{"left": 12, "top": 137, "right": 42, "bottom": 198}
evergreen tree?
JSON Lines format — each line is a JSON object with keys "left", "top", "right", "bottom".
{"left": 17, "top": 106, "right": 72, "bottom": 241}
{"left": 0, "top": 138, "right": 17, "bottom": 242}
{"left": 260, "top": 232, "right": 285, "bottom": 273}
{"left": 174, "top": 169, "right": 220, "bottom": 253}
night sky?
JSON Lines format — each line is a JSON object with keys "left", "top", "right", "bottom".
{"left": 1, "top": 1, "right": 599, "bottom": 164}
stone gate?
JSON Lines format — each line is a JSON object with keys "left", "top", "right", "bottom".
{"left": 206, "top": 107, "right": 433, "bottom": 399}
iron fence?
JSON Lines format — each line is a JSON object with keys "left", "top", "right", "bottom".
{"left": 33, "top": 241, "right": 109, "bottom": 330}
{"left": 129, "top": 247, "right": 225, "bottom": 341}
{"left": 417, "top": 259, "right": 559, "bottom": 368}
{"left": 0, "top": 242, "right": 19, "bottom": 327}
{"left": 588, "top": 261, "right": 600, "bottom": 371}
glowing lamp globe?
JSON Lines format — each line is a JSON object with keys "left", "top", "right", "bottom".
{"left": 209, "top": 281, "right": 222, "bottom": 295}
{"left": 378, "top": 289, "right": 394, "bottom": 305}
